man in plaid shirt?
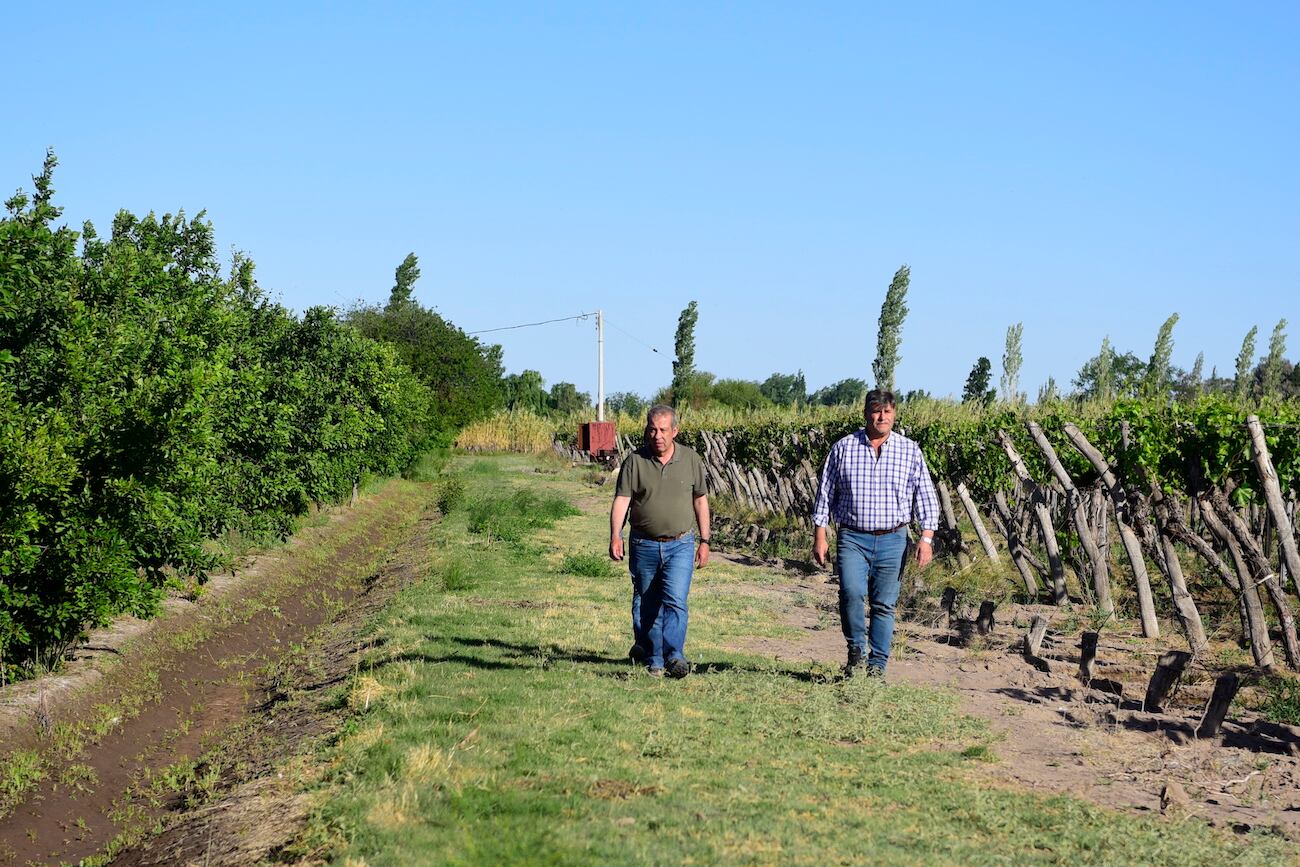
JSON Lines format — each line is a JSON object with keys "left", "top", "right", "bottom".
{"left": 812, "top": 389, "right": 939, "bottom": 678}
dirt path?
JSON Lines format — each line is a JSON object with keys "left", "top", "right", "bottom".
{"left": 722, "top": 553, "right": 1300, "bottom": 840}
{"left": 0, "top": 480, "right": 436, "bottom": 865}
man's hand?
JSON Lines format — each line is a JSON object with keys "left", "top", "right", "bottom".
{"left": 695, "top": 542, "right": 709, "bottom": 568}
{"left": 812, "top": 526, "right": 829, "bottom": 567}
{"left": 916, "top": 538, "right": 933, "bottom": 569}
{"left": 609, "top": 536, "right": 624, "bottom": 562}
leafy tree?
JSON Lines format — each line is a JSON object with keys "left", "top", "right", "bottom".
{"left": 548, "top": 381, "right": 591, "bottom": 414}
{"left": 1144, "top": 313, "right": 1179, "bottom": 398}
{"left": 1036, "top": 377, "right": 1059, "bottom": 405}
{"left": 872, "top": 265, "right": 909, "bottom": 391}
{"left": 810, "top": 377, "right": 868, "bottom": 407}
{"left": 1186, "top": 352, "right": 1205, "bottom": 398}
{"left": 1261, "top": 318, "right": 1288, "bottom": 398}
{"left": 1234, "top": 326, "right": 1258, "bottom": 400}
{"left": 605, "top": 391, "right": 648, "bottom": 418}
{"left": 387, "top": 252, "right": 420, "bottom": 310}
{"left": 502, "top": 369, "right": 546, "bottom": 413}
{"left": 1000, "top": 322, "right": 1023, "bottom": 404}
{"left": 961, "top": 357, "right": 995, "bottom": 406}
{"left": 711, "top": 378, "right": 772, "bottom": 409}
{"left": 760, "top": 370, "right": 807, "bottom": 406}
{"left": 671, "top": 301, "right": 699, "bottom": 401}
{"left": 1072, "top": 343, "right": 1147, "bottom": 400}
{"left": 347, "top": 300, "right": 503, "bottom": 443}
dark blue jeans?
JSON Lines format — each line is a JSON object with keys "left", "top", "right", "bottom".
{"left": 628, "top": 533, "right": 695, "bottom": 669}
{"left": 837, "top": 527, "right": 908, "bottom": 669}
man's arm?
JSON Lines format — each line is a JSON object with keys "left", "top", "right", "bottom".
{"left": 610, "top": 495, "right": 631, "bottom": 561}
{"left": 811, "top": 445, "right": 837, "bottom": 566}
{"left": 693, "top": 494, "right": 710, "bottom": 568}
{"left": 912, "top": 450, "right": 940, "bottom": 569}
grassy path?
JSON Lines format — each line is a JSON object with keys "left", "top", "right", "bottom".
{"left": 281, "top": 456, "right": 1294, "bottom": 865}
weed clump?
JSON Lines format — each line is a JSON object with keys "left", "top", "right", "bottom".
{"left": 466, "top": 489, "right": 579, "bottom": 544}
{"left": 436, "top": 476, "right": 467, "bottom": 514}
{"left": 559, "top": 553, "right": 618, "bottom": 578}
{"left": 1258, "top": 673, "right": 1300, "bottom": 725}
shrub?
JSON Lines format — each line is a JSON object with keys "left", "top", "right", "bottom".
{"left": 559, "top": 553, "right": 618, "bottom": 578}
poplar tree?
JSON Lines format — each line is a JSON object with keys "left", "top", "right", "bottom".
{"left": 387, "top": 253, "right": 420, "bottom": 310}
{"left": 1234, "top": 326, "right": 1258, "bottom": 399}
{"left": 671, "top": 301, "right": 699, "bottom": 400}
{"left": 1096, "top": 336, "right": 1114, "bottom": 400}
{"left": 872, "top": 265, "right": 909, "bottom": 392}
{"left": 1261, "top": 318, "right": 1288, "bottom": 398}
{"left": 1000, "top": 322, "right": 1023, "bottom": 404}
{"left": 1187, "top": 352, "right": 1204, "bottom": 397}
{"left": 1144, "top": 313, "right": 1179, "bottom": 398}
{"left": 961, "top": 357, "right": 995, "bottom": 405}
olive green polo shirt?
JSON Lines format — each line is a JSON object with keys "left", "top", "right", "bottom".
{"left": 615, "top": 443, "right": 708, "bottom": 538}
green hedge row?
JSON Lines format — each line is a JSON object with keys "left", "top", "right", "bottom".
{"left": 0, "top": 156, "right": 435, "bottom": 676}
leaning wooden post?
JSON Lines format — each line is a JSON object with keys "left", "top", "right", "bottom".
{"left": 991, "top": 490, "right": 1044, "bottom": 597}
{"left": 1078, "top": 631, "right": 1099, "bottom": 683}
{"left": 976, "top": 600, "right": 995, "bottom": 635}
{"left": 1024, "top": 616, "right": 1049, "bottom": 658}
{"left": 1027, "top": 422, "right": 1114, "bottom": 618}
{"left": 1247, "top": 415, "right": 1300, "bottom": 596}
{"left": 1061, "top": 423, "right": 1159, "bottom": 638}
{"left": 940, "top": 587, "right": 958, "bottom": 630}
{"left": 1193, "top": 493, "right": 1275, "bottom": 669}
{"left": 1196, "top": 672, "right": 1241, "bottom": 739}
{"left": 954, "top": 482, "right": 1001, "bottom": 563}
{"left": 1143, "top": 650, "right": 1192, "bottom": 712}
{"left": 1151, "top": 498, "right": 1210, "bottom": 658}
{"left": 935, "top": 480, "right": 974, "bottom": 568}
{"left": 997, "top": 431, "right": 1067, "bottom": 604}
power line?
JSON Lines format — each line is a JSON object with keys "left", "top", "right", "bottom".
{"left": 605, "top": 316, "right": 665, "bottom": 359}
{"left": 468, "top": 312, "right": 595, "bottom": 335}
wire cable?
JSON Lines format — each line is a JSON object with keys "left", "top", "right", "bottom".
{"left": 468, "top": 312, "right": 595, "bottom": 335}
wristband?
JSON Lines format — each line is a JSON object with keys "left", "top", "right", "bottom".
{"left": 698, "top": 538, "right": 710, "bottom": 545}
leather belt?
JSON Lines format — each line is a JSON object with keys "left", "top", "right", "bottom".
{"left": 639, "top": 531, "right": 690, "bottom": 542}
{"left": 842, "top": 522, "right": 907, "bottom": 536}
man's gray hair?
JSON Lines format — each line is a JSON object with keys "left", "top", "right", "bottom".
{"left": 646, "top": 404, "right": 678, "bottom": 427}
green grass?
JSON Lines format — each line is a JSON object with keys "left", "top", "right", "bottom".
{"left": 286, "top": 455, "right": 1296, "bottom": 866}
{"left": 558, "top": 552, "right": 620, "bottom": 578}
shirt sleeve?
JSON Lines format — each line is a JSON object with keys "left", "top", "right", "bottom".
{"left": 615, "top": 455, "right": 636, "bottom": 498}
{"left": 811, "top": 443, "right": 838, "bottom": 527}
{"left": 692, "top": 450, "right": 707, "bottom": 496}
{"left": 912, "top": 446, "right": 940, "bottom": 532}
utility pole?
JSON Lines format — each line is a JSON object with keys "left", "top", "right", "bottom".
{"left": 596, "top": 309, "right": 605, "bottom": 421}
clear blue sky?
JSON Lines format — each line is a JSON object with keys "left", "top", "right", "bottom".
{"left": 7, "top": 2, "right": 1298, "bottom": 402}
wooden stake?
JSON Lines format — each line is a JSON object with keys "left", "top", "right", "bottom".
{"left": 1024, "top": 616, "right": 1048, "bottom": 657}
{"left": 1144, "top": 650, "right": 1192, "bottom": 712}
{"left": 940, "top": 586, "right": 958, "bottom": 630}
{"left": 976, "top": 600, "right": 995, "bottom": 635}
{"left": 1078, "top": 631, "right": 1099, "bottom": 682}
{"left": 1196, "top": 672, "right": 1241, "bottom": 739}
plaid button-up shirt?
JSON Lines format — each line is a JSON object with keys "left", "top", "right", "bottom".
{"left": 812, "top": 429, "right": 939, "bottom": 532}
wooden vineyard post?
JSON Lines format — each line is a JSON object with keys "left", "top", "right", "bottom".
{"left": 1247, "top": 415, "right": 1300, "bottom": 596}
{"left": 954, "top": 482, "right": 1001, "bottom": 564}
{"left": 1152, "top": 505, "right": 1210, "bottom": 658}
{"left": 1078, "top": 631, "right": 1099, "bottom": 683}
{"left": 1061, "top": 423, "right": 1159, "bottom": 638}
{"left": 997, "top": 431, "right": 1067, "bottom": 604}
{"left": 976, "top": 601, "right": 995, "bottom": 635}
{"left": 1196, "top": 672, "right": 1241, "bottom": 739}
{"left": 1027, "top": 422, "right": 1114, "bottom": 618}
{"left": 935, "top": 480, "right": 974, "bottom": 568}
{"left": 991, "top": 490, "right": 1044, "bottom": 597}
{"left": 1207, "top": 487, "right": 1300, "bottom": 670}
{"left": 940, "top": 587, "right": 958, "bottom": 630}
{"left": 1144, "top": 651, "right": 1192, "bottom": 713}
{"left": 1194, "top": 493, "right": 1275, "bottom": 669}
{"left": 1024, "top": 616, "right": 1049, "bottom": 658}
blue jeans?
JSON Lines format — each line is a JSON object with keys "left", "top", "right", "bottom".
{"left": 837, "top": 527, "right": 908, "bottom": 669}
{"left": 628, "top": 533, "right": 695, "bottom": 669}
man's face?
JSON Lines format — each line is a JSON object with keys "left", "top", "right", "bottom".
{"left": 646, "top": 413, "right": 678, "bottom": 456}
{"left": 864, "top": 401, "right": 896, "bottom": 439}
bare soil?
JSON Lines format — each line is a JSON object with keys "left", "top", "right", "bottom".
{"left": 719, "top": 552, "right": 1300, "bottom": 841}
{"left": 0, "top": 482, "right": 436, "bottom": 865}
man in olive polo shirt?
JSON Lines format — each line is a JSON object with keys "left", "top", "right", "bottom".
{"left": 609, "top": 404, "right": 710, "bottom": 678}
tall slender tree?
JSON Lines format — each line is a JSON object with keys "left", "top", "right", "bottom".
{"left": 1000, "top": 322, "right": 1023, "bottom": 404}
{"left": 872, "top": 265, "right": 909, "bottom": 392}
{"left": 1261, "top": 318, "right": 1288, "bottom": 398}
{"left": 1234, "top": 326, "right": 1258, "bottom": 399}
{"left": 671, "top": 300, "right": 699, "bottom": 401}
{"left": 1144, "top": 313, "right": 1179, "bottom": 398}
{"left": 961, "top": 357, "right": 995, "bottom": 405}
{"left": 1096, "top": 336, "right": 1114, "bottom": 400}
{"left": 387, "top": 252, "right": 420, "bottom": 310}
